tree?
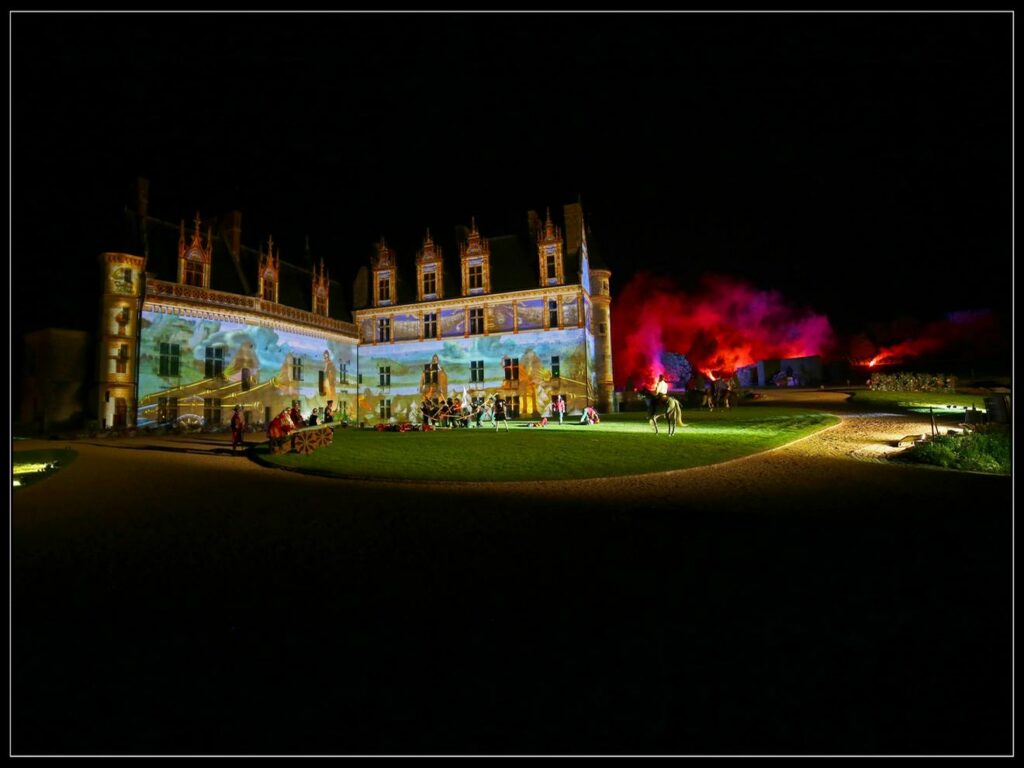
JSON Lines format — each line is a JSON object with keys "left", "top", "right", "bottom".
{"left": 660, "top": 351, "right": 693, "bottom": 390}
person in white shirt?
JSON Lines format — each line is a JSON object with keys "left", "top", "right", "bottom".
{"left": 646, "top": 374, "right": 669, "bottom": 420}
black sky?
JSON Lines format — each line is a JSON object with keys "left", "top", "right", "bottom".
{"left": 10, "top": 11, "right": 1013, "bottom": 347}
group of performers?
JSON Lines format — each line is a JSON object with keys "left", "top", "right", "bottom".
{"left": 420, "top": 394, "right": 510, "bottom": 430}
{"left": 266, "top": 400, "right": 338, "bottom": 448}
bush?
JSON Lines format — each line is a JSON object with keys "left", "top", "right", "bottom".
{"left": 901, "top": 425, "right": 1010, "bottom": 474}
{"left": 868, "top": 371, "right": 957, "bottom": 392}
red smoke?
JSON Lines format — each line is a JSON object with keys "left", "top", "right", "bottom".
{"left": 859, "top": 309, "right": 1001, "bottom": 367}
{"left": 613, "top": 272, "right": 835, "bottom": 388}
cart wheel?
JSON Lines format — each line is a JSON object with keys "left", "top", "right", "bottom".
{"left": 294, "top": 431, "right": 313, "bottom": 455}
{"left": 309, "top": 429, "right": 325, "bottom": 451}
{"left": 323, "top": 427, "right": 334, "bottom": 445}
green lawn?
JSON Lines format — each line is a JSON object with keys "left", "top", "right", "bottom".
{"left": 256, "top": 407, "right": 839, "bottom": 482}
{"left": 848, "top": 389, "right": 995, "bottom": 413}
{"left": 12, "top": 448, "right": 78, "bottom": 491}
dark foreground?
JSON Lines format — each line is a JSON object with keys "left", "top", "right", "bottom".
{"left": 12, "top": 435, "right": 1012, "bottom": 756}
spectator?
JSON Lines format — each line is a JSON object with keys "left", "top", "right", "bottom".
{"left": 229, "top": 405, "right": 245, "bottom": 453}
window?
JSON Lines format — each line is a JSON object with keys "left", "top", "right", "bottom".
{"left": 423, "top": 312, "right": 437, "bottom": 339}
{"left": 469, "top": 307, "right": 484, "bottom": 335}
{"left": 471, "top": 360, "right": 484, "bottom": 383}
{"left": 242, "top": 367, "right": 253, "bottom": 391}
{"left": 377, "top": 317, "right": 391, "bottom": 342}
{"left": 469, "top": 264, "right": 483, "bottom": 290}
{"left": 378, "top": 274, "right": 391, "bottom": 304}
{"left": 319, "top": 370, "right": 326, "bottom": 396}
{"left": 158, "top": 396, "right": 179, "bottom": 424}
{"left": 116, "top": 344, "right": 129, "bottom": 374}
{"left": 292, "top": 357, "right": 303, "bottom": 381}
{"left": 598, "top": 322, "right": 607, "bottom": 335}
{"left": 262, "top": 280, "right": 275, "bottom": 301}
{"left": 548, "top": 299, "right": 559, "bottom": 328}
{"left": 340, "top": 362, "right": 349, "bottom": 384}
{"left": 602, "top": 280, "right": 609, "bottom": 293}
{"left": 503, "top": 357, "right": 519, "bottom": 382}
{"left": 184, "top": 260, "right": 204, "bottom": 287}
{"left": 158, "top": 342, "right": 180, "bottom": 377}
{"left": 546, "top": 253, "right": 557, "bottom": 280}
{"left": 204, "top": 398, "right": 222, "bottom": 426}
{"left": 423, "top": 362, "right": 438, "bottom": 385}
{"left": 379, "top": 365, "right": 391, "bottom": 387}
{"left": 379, "top": 399, "right": 392, "bottom": 420}
{"left": 205, "top": 347, "right": 224, "bottom": 377}
{"left": 423, "top": 270, "right": 436, "bottom": 296}
{"left": 551, "top": 356, "right": 560, "bottom": 378}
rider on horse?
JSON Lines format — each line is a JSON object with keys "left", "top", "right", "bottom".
{"left": 648, "top": 374, "right": 669, "bottom": 419}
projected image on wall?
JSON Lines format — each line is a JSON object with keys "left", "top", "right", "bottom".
{"left": 137, "top": 310, "right": 357, "bottom": 428}
{"left": 358, "top": 327, "right": 598, "bottom": 424}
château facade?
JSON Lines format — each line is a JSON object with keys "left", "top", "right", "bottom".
{"left": 97, "top": 184, "right": 613, "bottom": 432}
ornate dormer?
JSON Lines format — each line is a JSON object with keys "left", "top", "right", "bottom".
{"left": 312, "top": 256, "right": 330, "bottom": 317}
{"left": 372, "top": 237, "right": 397, "bottom": 307}
{"left": 177, "top": 212, "right": 213, "bottom": 288}
{"left": 257, "top": 236, "right": 281, "bottom": 303}
{"left": 459, "top": 217, "right": 491, "bottom": 297}
{"left": 537, "top": 207, "right": 564, "bottom": 287}
{"left": 415, "top": 228, "right": 444, "bottom": 303}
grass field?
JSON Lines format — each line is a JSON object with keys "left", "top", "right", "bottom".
{"left": 256, "top": 407, "right": 839, "bottom": 481}
{"left": 12, "top": 448, "right": 78, "bottom": 491}
{"left": 848, "top": 389, "right": 994, "bottom": 411}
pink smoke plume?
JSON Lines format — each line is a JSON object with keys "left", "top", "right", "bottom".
{"left": 613, "top": 272, "right": 835, "bottom": 388}
{"left": 860, "top": 309, "right": 1000, "bottom": 368}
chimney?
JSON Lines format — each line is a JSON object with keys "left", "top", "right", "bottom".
{"left": 563, "top": 202, "right": 583, "bottom": 256}
{"left": 136, "top": 177, "right": 150, "bottom": 259}
{"left": 527, "top": 209, "right": 541, "bottom": 243}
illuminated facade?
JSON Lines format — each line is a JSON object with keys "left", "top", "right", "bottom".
{"left": 97, "top": 188, "right": 612, "bottom": 430}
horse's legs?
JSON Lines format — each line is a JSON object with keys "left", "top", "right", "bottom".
{"left": 652, "top": 416, "right": 659, "bottom": 434}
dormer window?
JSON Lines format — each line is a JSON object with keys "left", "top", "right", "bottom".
{"left": 178, "top": 213, "right": 212, "bottom": 288}
{"left": 314, "top": 285, "right": 328, "bottom": 315}
{"left": 468, "top": 262, "right": 484, "bottom": 292}
{"left": 536, "top": 209, "right": 564, "bottom": 287}
{"left": 312, "top": 258, "right": 330, "bottom": 316}
{"left": 257, "top": 237, "right": 280, "bottom": 303}
{"left": 415, "top": 230, "right": 444, "bottom": 303}
{"left": 371, "top": 238, "right": 397, "bottom": 308}
{"left": 460, "top": 218, "right": 491, "bottom": 297}
{"left": 184, "top": 255, "right": 204, "bottom": 287}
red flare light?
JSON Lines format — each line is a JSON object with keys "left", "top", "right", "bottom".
{"left": 613, "top": 272, "right": 835, "bottom": 387}
{"left": 856, "top": 310, "right": 1000, "bottom": 369}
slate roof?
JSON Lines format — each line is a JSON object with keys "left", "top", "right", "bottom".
{"left": 351, "top": 203, "right": 598, "bottom": 309}
{"left": 120, "top": 207, "right": 350, "bottom": 320}
{"left": 119, "top": 196, "right": 603, "bottom": 318}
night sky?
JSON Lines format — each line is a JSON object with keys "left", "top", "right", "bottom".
{"left": 10, "top": 11, "right": 1013, "bottom": 358}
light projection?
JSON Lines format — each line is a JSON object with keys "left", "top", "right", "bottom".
{"left": 137, "top": 309, "right": 357, "bottom": 428}
{"left": 358, "top": 327, "right": 598, "bottom": 424}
